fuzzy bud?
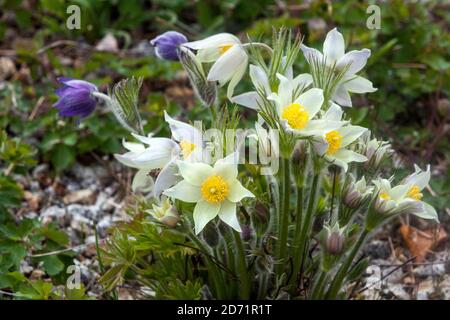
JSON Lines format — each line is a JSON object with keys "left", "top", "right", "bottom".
{"left": 147, "top": 198, "right": 180, "bottom": 228}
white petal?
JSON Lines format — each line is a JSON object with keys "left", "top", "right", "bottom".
{"left": 404, "top": 169, "right": 430, "bottom": 190}
{"left": 226, "top": 57, "right": 248, "bottom": 98}
{"left": 154, "top": 159, "right": 179, "bottom": 199}
{"left": 230, "top": 91, "right": 262, "bottom": 110}
{"left": 207, "top": 45, "right": 247, "bottom": 82}
{"left": 312, "top": 136, "right": 328, "bottom": 156}
{"left": 227, "top": 180, "right": 254, "bottom": 203}
{"left": 114, "top": 152, "right": 141, "bottom": 169}
{"left": 300, "top": 44, "right": 324, "bottom": 65}
{"left": 344, "top": 76, "right": 377, "bottom": 93}
{"left": 390, "top": 184, "right": 410, "bottom": 200}
{"left": 123, "top": 140, "right": 145, "bottom": 153}
{"left": 323, "top": 28, "right": 345, "bottom": 62}
{"left": 132, "top": 147, "right": 174, "bottom": 169}
{"left": 193, "top": 201, "right": 221, "bottom": 234}
{"left": 337, "top": 49, "right": 371, "bottom": 76}
{"left": 300, "top": 120, "right": 344, "bottom": 136}
{"left": 163, "top": 180, "right": 201, "bottom": 203}
{"left": 413, "top": 202, "right": 439, "bottom": 222}
{"left": 218, "top": 201, "right": 241, "bottom": 232}
{"left": 164, "top": 111, "right": 202, "bottom": 144}
{"left": 183, "top": 33, "right": 240, "bottom": 50}
{"left": 339, "top": 125, "right": 367, "bottom": 147}
{"left": 178, "top": 161, "right": 213, "bottom": 186}
{"left": 132, "top": 169, "right": 154, "bottom": 193}
{"left": 296, "top": 88, "right": 324, "bottom": 118}
{"left": 276, "top": 73, "right": 294, "bottom": 108}
{"left": 332, "top": 85, "right": 352, "bottom": 107}
{"left": 293, "top": 73, "right": 313, "bottom": 91}
{"left": 330, "top": 149, "right": 367, "bottom": 171}
{"left": 323, "top": 103, "right": 343, "bottom": 121}
{"left": 250, "top": 64, "right": 270, "bottom": 94}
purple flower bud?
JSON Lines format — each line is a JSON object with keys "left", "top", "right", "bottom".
{"left": 54, "top": 78, "right": 98, "bottom": 118}
{"left": 326, "top": 231, "right": 345, "bottom": 255}
{"left": 150, "top": 31, "right": 188, "bottom": 61}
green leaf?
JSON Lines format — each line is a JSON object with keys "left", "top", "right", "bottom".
{"left": 50, "top": 144, "right": 75, "bottom": 171}
{"left": 41, "top": 255, "right": 65, "bottom": 276}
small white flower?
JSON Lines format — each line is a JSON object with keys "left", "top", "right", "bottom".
{"left": 183, "top": 33, "right": 248, "bottom": 98}
{"left": 114, "top": 112, "right": 204, "bottom": 197}
{"left": 301, "top": 28, "right": 377, "bottom": 107}
{"left": 372, "top": 168, "right": 438, "bottom": 222}
{"left": 231, "top": 63, "right": 312, "bottom": 110}
{"left": 268, "top": 74, "right": 343, "bottom": 136}
{"left": 163, "top": 153, "right": 254, "bottom": 234}
{"left": 312, "top": 104, "right": 367, "bottom": 171}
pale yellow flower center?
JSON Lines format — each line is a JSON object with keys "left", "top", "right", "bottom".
{"left": 219, "top": 44, "right": 233, "bottom": 55}
{"left": 281, "top": 103, "right": 309, "bottom": 129}
{"left": 325, "top": 130, "right": 343, "bottom": 155}
{"left": 407, "top": 185, "right": 423, "bottom": 201}
{"left": 201, "top": 175, "right": 229, "bottom": 204}
{"left": 380, "top": 192, "right": 391, "bottom": 200}
{"left": 179, "top": 140, "right": 196, "bottom": 159}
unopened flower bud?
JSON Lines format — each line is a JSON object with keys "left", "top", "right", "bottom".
{"left": 343, "top": 175, "right": 372, "bottom": 209}
{"left": 320, "top": 223, "right": 346, "bottom": 256}
{"left": 326, "top": 231, "right": 345, "bottom": 255}
{"left": 147, "top": 198, "right": 180, "bottom": 228}
{"left": 150, "top": 31, "right": 188, "bottom": 61}
{"left": 241, "top": 224, "right": 253, "bottom": 241}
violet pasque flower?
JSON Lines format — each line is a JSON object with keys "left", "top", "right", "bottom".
{"left": 150, "top": 31, "right": 188, "bottom": 61}
{"left": 54, "top": 78, "right": 98, "bottom": 118}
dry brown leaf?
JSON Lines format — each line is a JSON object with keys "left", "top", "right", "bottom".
{"left": 399, "top": 224, "right": 447, "bottom": 262}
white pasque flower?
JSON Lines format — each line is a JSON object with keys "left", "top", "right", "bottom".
{"left": 183, "top": 33, "right": 248, "bottom": 98}
{"left": 231, "top": 63, "right": 312, "bottom": 110}
{"left": 301, "top": 28, "right": 377, "bottom": 107}
{"left": 372, "top": 167, "right": 438, "bottom": 222}
{"left": 312, "top": 104, "right": 367, "bottom": 171}
{"left": 114, "top": 111, "right": 203, "bottom": 198}
{"left": 163, "top": 153, "right": 254, "bottom": 234}
{"left": 268, "top": 74, "right": 343, "bottom": 136}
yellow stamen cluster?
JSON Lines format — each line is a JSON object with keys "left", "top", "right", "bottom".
{"left": 380, "top": 192, "right": 391, "bottom": 200}
{"left": 325, "top": 130, "right": 343, "bottom": 155}
{"left": 201, "top": 175, "right": 229, "bottom": 204}
{"left": 281, "top": 103, "right": 309, "bottom": 129}
{"left": 218, "top": 44, "right": 233, "bottom": 55}
{"left": 179, "top": 140, "right": 196, "bottom": 159}
{"left": 407, "top": 185, "right": 423, "bottom": 201}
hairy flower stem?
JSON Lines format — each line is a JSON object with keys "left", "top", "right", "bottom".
{"left": 275, "top": 158, "right": 291, "bottom": 277}
{"left": 290, "top": 170, "right": 321, "bottom": 289}
{"left": 233, "top": 230, "right": 250, "bottom": 299}
{"left": 310, "top": 270, "right": 327, "bottom": 299}
{"left": 326, "top": 230, "right": 369, "bottom": 299}
{"left": 188, "top": 232, "right": 225, "bottom": 299}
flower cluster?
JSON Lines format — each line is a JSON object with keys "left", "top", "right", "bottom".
{"left": 53, "top": 27, "right": 439, "bottom": 300}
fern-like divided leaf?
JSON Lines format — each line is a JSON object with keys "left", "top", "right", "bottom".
{"left": 178, "top": 47, "right": 217, "bottom": 108}
{"left": 107, "top": 77, "right": 144, "bottom": 134}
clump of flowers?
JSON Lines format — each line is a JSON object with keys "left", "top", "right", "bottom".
{"left": 53, "top": 27, "right": 439, "bottom": 300}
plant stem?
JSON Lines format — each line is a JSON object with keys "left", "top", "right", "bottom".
{"left": 233, "top": 230, "right": 250, "bottom": 299}
{"left": 275, "top": 158, "right": 291, "bottom": 277}
{"left": 310, "top": 270, "right": 327, "bottom": 300}
{"left": 326, "top": 230, "right": 369, "bottom": 299}
{"left": 290, "top": 171, "right": 321, "bottom": 288}
{"left": 188, "top": 232, "right": 225, "bottom": 299}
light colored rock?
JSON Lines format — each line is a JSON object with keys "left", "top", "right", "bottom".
{"left": 63, "top": 189, "right": 96, "bottom": 205}
{"left": 417, "top": 279, "right": 435, "bottom": 300}
{"left": 386, "top": 283, "right": 410, "bottom": 300}
{"left": 414, "top": 263, "right": 446, "bottom": 277}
